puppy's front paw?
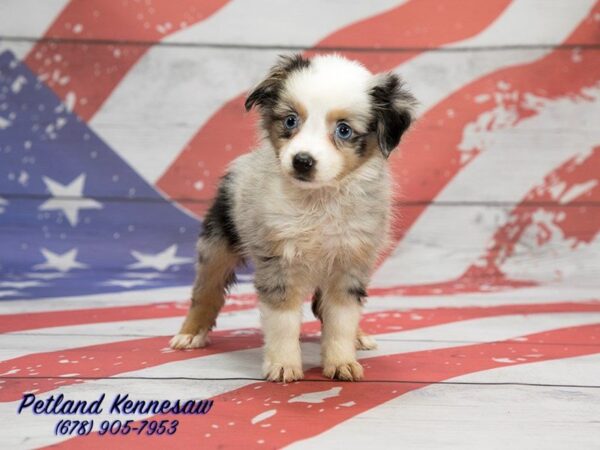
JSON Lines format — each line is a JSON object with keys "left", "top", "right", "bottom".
{"left": 263, "top": 361, "right": 304, "bottom": 383}
{"left": 323, "top": 360, "right": 364, "bottom": 381}
{"left": 169, "top": 331, "right": 210, "bottom": 349}
{"left": 356, "top": 332, "right": 377, "bottom": 351}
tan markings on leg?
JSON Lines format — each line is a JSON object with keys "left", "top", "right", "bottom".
{"left": 170, "top": 238, "right": 239, "bottom": 350}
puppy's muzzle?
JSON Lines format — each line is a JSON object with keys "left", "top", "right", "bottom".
{"left": 292, "top": 152, "right": 316, "bottom": 181}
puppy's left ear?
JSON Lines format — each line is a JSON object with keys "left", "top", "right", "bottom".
{"left": 370, "top": 73, "right": 417, "bottom": 157}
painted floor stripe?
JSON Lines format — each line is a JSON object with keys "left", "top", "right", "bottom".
{"left": 289, "top": 352, "right": 600, "bottom": 450}
{"left": 46, "top": 320, "right": 600, "bottom": 449}
{"left": 2, "top": 312, "right": 600, "bottom": 448}
{"left": 2, "top": 305, "right": 599, "bottom": 402}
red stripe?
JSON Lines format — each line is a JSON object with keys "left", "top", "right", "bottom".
{"left": 157, "top": 0, "right": 512, "bottom": 218}
{"left": 50, "top": 322, "right": 600, "bottom": 449}
{"left": 24, "top": 0, "right": 229, "bottom": 120}
{"left": 466, "top": 146, "right": 600, "bottom": 282}
{"left": 369, "top": 277, "right": 536, "bottom": 296}
{"left": 0, "top": 294, "right": 256, "bottom": 334}
{"left": 3, "top": 302, "right": 599, "bottom": 402}
{"left": 307, "top": 0, "right": 512, "bottom": 70}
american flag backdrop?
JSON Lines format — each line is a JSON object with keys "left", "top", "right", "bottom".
{"left": 0, "top": 0, "right": 599, "bottom": 448}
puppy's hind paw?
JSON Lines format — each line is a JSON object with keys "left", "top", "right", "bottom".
{"left": 356, "top": 333, "right": 378, "bottom": 351}
{"left": 169, "top": 331, "right": 210, "bottom": 349}
{"left": 323, "top": 360, "right": 364, "bottom": 381}
{"left": 263, "top": 362, "right": 304, "bottom": 383}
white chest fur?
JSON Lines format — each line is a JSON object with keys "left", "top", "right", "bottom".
{"left": 264, "top": 182, "right": 388, "bottom": 267}
{"left": 232, "top": 148, "right": 392, "bottom": 270}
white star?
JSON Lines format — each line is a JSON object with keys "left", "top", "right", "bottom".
{"left": 103, "top": 279, "right": 149, "bottom": 289}
{"left": 128, "top": 244, "right": 192, "bottom": 272}
{"left": 33, "top": 248, "right": 88, "bottom": 273}
{"left": 38, "top": 174, "right": 102, "bottom": 226}
{"left": 0, "top": 196, "right": 7, "bottom": 214}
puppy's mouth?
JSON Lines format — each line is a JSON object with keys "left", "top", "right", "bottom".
{"left": 288, "top": 171, "right": 316, "bottom": 187}
{"left": 292, "top": 173, "right": 313, "bottom": 182}
{"left": 286, "top": 170, "right": 333, "bottom": 189}
{"left": 283, "top": 166, "right": 315, "bottom": 184}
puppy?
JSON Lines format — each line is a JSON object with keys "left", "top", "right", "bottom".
{"left": 170, "top": 54, "right": 416, "bottom": 382}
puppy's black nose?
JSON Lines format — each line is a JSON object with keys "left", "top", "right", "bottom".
{"left": 292, "top": 152, "right": 315, "bottom": 175}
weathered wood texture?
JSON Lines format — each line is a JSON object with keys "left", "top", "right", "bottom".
{"left": 0, "top": 0, "right": 599, "bottom": 448}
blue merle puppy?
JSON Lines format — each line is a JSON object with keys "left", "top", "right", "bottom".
{"left": 170, "top": 54, "right": 416, "bottom": 382}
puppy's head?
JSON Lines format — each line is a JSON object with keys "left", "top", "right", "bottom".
{"left": 245, "top": 54, "right": 416, "bottom": 187}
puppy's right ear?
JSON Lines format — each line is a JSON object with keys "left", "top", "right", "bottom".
{"left": 245, "top": 54, "right": 311, "bottom": 112}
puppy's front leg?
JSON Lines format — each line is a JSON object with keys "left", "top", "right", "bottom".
{"left": 320, "top": 275, "right": 365, "bottom": 381}
{"left": 260, "top": 301, "right": 303, "bottom": 382}
{"left": 256, "top": 262, "right": 305, "bottom": 382}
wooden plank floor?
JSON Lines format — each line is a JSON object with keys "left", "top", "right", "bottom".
{"left": 1, "top": 1, "right": 599, "bottom": 448}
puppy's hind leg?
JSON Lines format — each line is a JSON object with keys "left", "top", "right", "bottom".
{"left": 356, "top": 328, "right": 378, "bottom": 351}
{"left": 320, "top": 272, "right": 374, "bottom": 381}
{"left": 170, "top": 236, "right": 239, "bottom": 349}
{"left": 312, "top": 289, "right": 377, "bottom": 351}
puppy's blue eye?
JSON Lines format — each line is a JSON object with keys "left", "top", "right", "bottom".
{"left": 284, "top": 114, "right": 299, "bottom": 129}
{"left": 335, "top": 122, "right": 353, "bottom": 140}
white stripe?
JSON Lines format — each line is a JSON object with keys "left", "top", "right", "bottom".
{"left": 0, "top": 282, "right": 255, "bottom": 314}
{"left": 4, "top": 312, "right": 599, "bottom": 448}
{"left": 365, "top": 286, "right": 600, "bottom": 310}
{"left": 0, "top": 0, "right": 68, "bottom": 58}
{"left": 375, "top": 85, "right": 600, "bottom": 285}
{"left": 0, "top": 307, "right": 260, "bottom": 361}
{"left": 289, "top": 353, "right": 600, "bottom": 450}
{"left": 166, "top": 0, "right": 403, "bottom": 47}
{"left": 501, "top": 223, "right": 600, "bottom": 284}
{"left": 89, "top": 0, "right": 403, "bottom": 184}
{"left": 456, "top": 352, "right": 600, "bottom": 386}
